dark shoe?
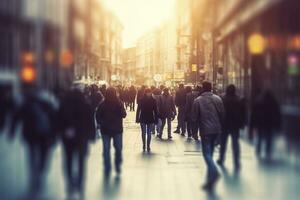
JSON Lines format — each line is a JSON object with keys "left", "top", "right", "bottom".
{"left": 216, "top": 160, "right": 223, "bottom": 167}
{"left": 181, "top": 133, "right": 185, "bottom": 136}
{"left": 168, "top": 136, "right": 172, "bottom": 139}
{"left": 202, "top": 182, "right": 213, "bottom": 191}
{"left": 157, "top": 135, "right": 162, "bottom": 139}
{"left": 174, "top": 130, "right": 180, "bottom": 134}
{"left": 147, "top": 148, "right": 151, "bottom": 152}
{"left": 116, "top": 165, "right": 121, "bottom": 176}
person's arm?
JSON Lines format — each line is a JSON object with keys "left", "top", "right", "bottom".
{"left": 172, "top": 97, "right": 177, "bottom": 116}
{"left": 153, "top": 100, "right": 159, "bottom": 124}
{"left": 120, "top": 101, "right": 127, "bottom": 118}
{"left": 136, "top": 103, "right": 141, "bottom": 123}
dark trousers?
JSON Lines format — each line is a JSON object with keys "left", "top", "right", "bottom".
{"left": 140, "top": 123, "right": 153, "bottom": 149}
{"left": 201, "top": 134, "right": 219, "bottom": 183}
{"left": 129, "top": 101, "right": 135, "bottom": 111}
{"left": 27, "top": 141, "right": 50, "bottom": 188}
{"left": 177, "top": 106, "right": 186, "bottom": 133}
{"left": 256, "top": 129, "right": 273, "bottom": 160}
{"left": 160, "top": 117, "right": 172, "bottom": 137}
{"left": 63, "top": 144, "right": 87, "bottom": 192}
{"left": 219, "top": 130, "right": 240, "bottom": 168}
{"left": 102, "top": 134, "right": 123, "bottom": 174}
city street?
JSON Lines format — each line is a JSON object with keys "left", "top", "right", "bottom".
{"left": 0, "top": 111, "right": 299, "bottom": 200}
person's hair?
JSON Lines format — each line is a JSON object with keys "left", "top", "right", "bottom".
{"left": 186, "top": 86, "right": 192, "bottom": 93}
{"left": 226, "top": 84, "right": 236, "bottom": 96}
{"left": 163, "top": 88, "right": 169, "bottom": 95}
{"left": 144, "top": 88, "right": 152, "bottom": 94}
{"left": 105, "top": 87, "right": 118, "bottom": 102}
{"left": 202, "top": 81, "right": 212, "bottom": 92}
{"left": 179, "top": 83, "right": 184, "bottom": 89}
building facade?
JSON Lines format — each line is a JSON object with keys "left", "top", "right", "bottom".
{"left": 122, "top": 47, "right": 136, "bottom": 85}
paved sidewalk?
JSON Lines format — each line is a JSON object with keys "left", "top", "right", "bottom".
{"left": 0, "top": 111, "right": 299, "bottom": 200}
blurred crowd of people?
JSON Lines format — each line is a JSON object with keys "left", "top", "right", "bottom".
{"left": 0, "top": 80, "right": 282, "bottom": 198}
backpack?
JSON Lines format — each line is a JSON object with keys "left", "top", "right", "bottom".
{"left": 30, "top": 99, "right": 53, "bottom": 135}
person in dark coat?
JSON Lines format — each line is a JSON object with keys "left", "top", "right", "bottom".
{"left": 95, "top": 87, "right": 126, "bottom": 177}
{"left": 250, "top": 89, "right": 281, "bottom": 161}
{"left": 11, "top": 86, "right": 58, "bottom": 192}
{"left": 136, "top": 85, "right": 146, "bottom": 105}
{"left": 217, "top": 85, "right": 245, "bottom": 171}
{"left": 136, "top": 88, "right": 158, "bottom": 152}
{"left": 157, "top": 88, "right": 176, "bottom": 139}
{"left": 185, "top": 85, "right": 201, "bottom": 140}
{"left": 129, "top": 85, "right": 137, "bottom": 111}
{"left": 59, "top": 89, "right": 95, "bottom": 196}
{"left": 174, "top": 84, "right": 187, "bottom": 135}
{"left": 88, "top": 84, "right": 104, "bottom": 111}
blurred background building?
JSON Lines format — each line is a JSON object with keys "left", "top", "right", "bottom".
{"left": 122, "top": 47, "right": 136, "bottom": 85}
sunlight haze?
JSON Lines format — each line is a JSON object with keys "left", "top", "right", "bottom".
{"left": 103, "top": 0, "right": 175, "bottom": 48}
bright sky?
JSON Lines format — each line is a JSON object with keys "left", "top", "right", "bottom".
{"left": 103, "top": 0, "right": 175, "bottom": 48}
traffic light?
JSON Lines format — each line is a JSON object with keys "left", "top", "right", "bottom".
{"left": 20, "top": 52, "right": 37, "bottom": 83}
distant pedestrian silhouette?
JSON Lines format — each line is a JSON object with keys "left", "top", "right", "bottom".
{"left": 96, "top": 87, "right": 126, "bottom": 178}
{"left": 136, "top": 88, "right": 158, "bottom": 152}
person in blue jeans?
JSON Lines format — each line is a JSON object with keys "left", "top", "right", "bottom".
{"left": 136, "top": 88, "right": 158, "bottom": 152}
{"left": 96, "top": 87, "right": 127, "bottom": 177}
{"left": 192, "top": 81, "right": 225, "bottom": 191}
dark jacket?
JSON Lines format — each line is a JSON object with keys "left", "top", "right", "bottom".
{"left": 157, "top": 94, "right": 176, "bottom": 119}
{"left": 192, "top": 92, "right": 225, "bottom": 135}
{"left": 59, "top": 90, "right": 95, "bottom": 147}
{"left": 250, "top": 91, "right": 281, "bottom": 131}
{"left": 95, "top": 99, "right": 126, "bottom": 136}
{"left": 13, "top": 91, "right": 58, "bottom": 144}
{"left": 222, "top": 94, "right": 245, "bottom": 131}
{"left": 185, "top": 91, "right": 200, "bottom": 120}
{"left": 175, "top": 88, "right": 186, "bottom": 107}
{"left": 136, "top": 96, "right": 158, "bottom": 124}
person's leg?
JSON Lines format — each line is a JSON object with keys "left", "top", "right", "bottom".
{"left": 178, "top": 106, "right": 186, "bottom": 135}
{"left": 102, "top": 135, "right": 112, "bottom": 175}
{"left": 160, "top": 118, "right": 166, "bottom": 138}
{"left": 174, "top": 110, "right": 180, "bottom": 133}
{"left": 265, "top": 130, "right": 273, "bottom": 161}
{"left": 63, "top": 145, "right": 74, "bottom": 192}
{"left": 218, "top": 132, "right": 229, "bottom": 165}
{"left": 167, "top": 118, "right": 172, "bottom": 138}
{"left": 140, "top": 123, "right": 146, "bottom": 150}
{"left": 231, "top": 130, "right": 241, "bottom": 170}
{"left": 187, "top": 120, "right": 192, "bottom": 137}
{"left": 256, "top": 130, "right": 263, "bottom": 158}
{"left": 146, "top": 124, "right": 152, "bottom": 151}
{"left": 201, "top": 135, "right": 219, "bottom": 187}
{"left": 113, "top": 134, "right": 123, "bottom": 174}
{"left": 192, "top": 122, "right": 199, "bottom": 140}
{"left": 156, "top": 118, "right": 162, "bottom": 135}
{"left": 78, "top": 146, "right": 87, "bottom": 193}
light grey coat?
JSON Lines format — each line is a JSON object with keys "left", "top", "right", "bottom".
{"left": 191, "top": 92, "right": 225, "bottom": 135}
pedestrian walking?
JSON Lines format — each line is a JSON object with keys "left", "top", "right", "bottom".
{"left": 192, "top": 81, "right": 225, "bottom": 191}
{"left": 174, "top": 84, "right": 187, "bottom": 135}
{"left": 59, "top": 89, "right": 95, "bottom": 196}
{"left": 96, "top": 87, "right": 127, "bottom": 178}
{"left": 129, "top": 85, "right": 137, "bottom": 111}
{"left": 11, "top": 86, "right": 58, "bottom": 193}
{"left": 136, "top": 88, "right": 158, "bottom": 152}
{"left": 152, "top": 87, "right": 162, "bottom": 135}
{"left": 250, "top": 89, "right": 281, "bottom": 161}
{"left": 217, "top": 85, "right": 245, "bottom": 172}
{"left": 157, "top": 88, "right": 176, "bottom": 139}
{"left": 185, "top": 85, "right": 201, "bottom": 140}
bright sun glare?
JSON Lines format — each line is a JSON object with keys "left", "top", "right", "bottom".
{"left": 103, "top": 0, "right": 175, "bottom": 48}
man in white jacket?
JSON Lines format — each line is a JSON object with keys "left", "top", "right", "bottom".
{"left": 192, "top": 81, "right": 225, "bottom": 191}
